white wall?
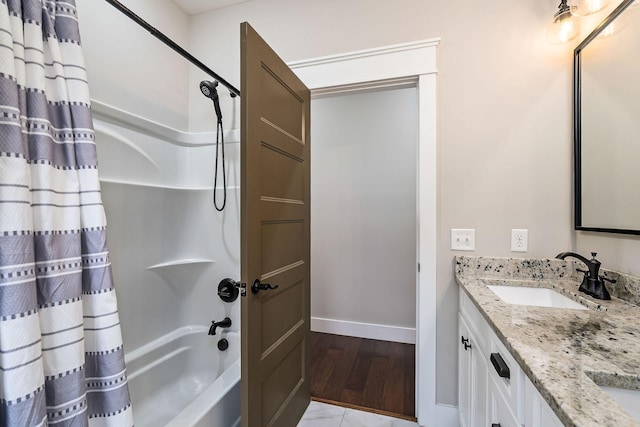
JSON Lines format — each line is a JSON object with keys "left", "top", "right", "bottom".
{"left": 77, "top": 0, "right": 191, "bottom": 129}
{"left": 310, "top": 88, "right": 418, "bottom": 339}
{"left": 428, "top": 0, "right": 576, "bottom": 407}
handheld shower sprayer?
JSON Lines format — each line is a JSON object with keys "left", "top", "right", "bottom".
{"left": 200, "top": 80, "right": 227, "bottom": 211}
{"left": 199, "top": 79, "right": 217, "bottom": 98}
{"left": 200, "top": 80, "right": 223, "bottom": 123}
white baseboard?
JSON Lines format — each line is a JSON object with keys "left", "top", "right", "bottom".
{"left": 311, "top": 317, "right": 416, "bottom": 344}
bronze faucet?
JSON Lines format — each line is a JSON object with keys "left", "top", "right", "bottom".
{"left": 555, "top": 252, "right": 614, "bottom": 300}
{"left": 209, "top": 317, "right": 232, "bottom": 335}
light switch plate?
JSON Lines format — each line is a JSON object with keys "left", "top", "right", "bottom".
{"left": 451, "top": 229, "right": 475, "bottom": 251}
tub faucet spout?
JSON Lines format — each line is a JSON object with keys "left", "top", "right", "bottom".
{"left": 209, "top": 317, "right": 232, "bottom": 335}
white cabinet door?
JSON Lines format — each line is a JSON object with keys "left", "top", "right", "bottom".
{"left": 524, "top": 376, "right": 563, "bottom": 427}
{"left": 471, "top": 340, "right": 488, "bottom": 427}
{"left": 459, "top": 314, "right": 488, "bottom": 427}
{"left": 488, "top": 374, "right": 520, "bottom": 427}
{"left": 459, "top": 315, "right": 472, "bottom": 427}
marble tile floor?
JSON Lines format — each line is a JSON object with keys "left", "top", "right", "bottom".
{"left": 297, "top": 401, "right": 418, "bottom": 427}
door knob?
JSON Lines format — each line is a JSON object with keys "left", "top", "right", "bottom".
{"left": 251, "top": 279, "right": 279, "bottom": 294}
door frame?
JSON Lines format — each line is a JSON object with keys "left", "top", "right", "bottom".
{"left": 289, "top": 39, "right": 457, "bottom": 427}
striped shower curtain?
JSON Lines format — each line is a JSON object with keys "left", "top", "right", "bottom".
{"left": 0, "top": 1, "right": 133, "bottom": 425}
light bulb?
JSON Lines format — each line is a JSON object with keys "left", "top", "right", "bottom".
{"left": 548, "top": 6, "right": 580, "bottom": 43}
{"left": 569, "top": 0, "right": 610, "bottom": 16}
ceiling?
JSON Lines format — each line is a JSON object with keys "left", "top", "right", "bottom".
{"left": 172, "top": 0, "right": 250, "bottom": 15}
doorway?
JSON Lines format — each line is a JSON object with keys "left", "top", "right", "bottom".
{"left": 289, "top": 39, "right": 458, "bottom": 426}
{"left": 308, "top": 86, "right": 418, "bottom": 417}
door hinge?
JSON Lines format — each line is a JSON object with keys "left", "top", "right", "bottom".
{"left": 418, "top": 263, "right": 421, "bottom": 273}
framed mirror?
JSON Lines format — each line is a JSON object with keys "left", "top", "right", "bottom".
{"left": 574, "top": 0, "right": 640, "bottom": 234}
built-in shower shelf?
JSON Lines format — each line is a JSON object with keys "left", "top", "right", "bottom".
{"left": 100, "top": 178, "right": 235, "bottom": 192}
{"left": 147, "top": 259, "right": 215, "bottom": 270}
{"left": 147, "top": 259, "right": 215, "bottom": 289}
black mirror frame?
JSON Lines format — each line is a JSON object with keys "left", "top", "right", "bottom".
{"left": 573, "top": 0, "right": 640, "bottom": 235}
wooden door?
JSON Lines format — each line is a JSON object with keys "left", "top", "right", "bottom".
{"left": 240, "top": 22, "right": 311, "bottom": 427}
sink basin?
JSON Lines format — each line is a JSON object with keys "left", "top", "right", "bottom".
{"left": 487, "top": 285, "right": 588, "bottom": 310}
{"left": 599, "top": 386, "right": 640, "bottom": 422}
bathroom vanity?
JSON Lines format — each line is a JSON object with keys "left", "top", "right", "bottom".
{"left": 458, "top": 280, "right": 562, "bottom": 427}
{"left": 456, "top": 256, "right": 640, "bottom": 427}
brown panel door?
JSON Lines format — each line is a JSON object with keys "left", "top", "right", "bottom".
{"left": 240, "top": 22, "right": 311, "bottom": 427}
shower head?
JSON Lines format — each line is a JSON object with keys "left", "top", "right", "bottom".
{"left": 200, "top": 80, "right": 219, "bottom": 100}
{"left": 200, "top": 80, "right": 223, "bottom": 124}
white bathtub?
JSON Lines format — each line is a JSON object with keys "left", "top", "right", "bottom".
{"left": 125, "top": 325, "right": 241, "bottom": 427}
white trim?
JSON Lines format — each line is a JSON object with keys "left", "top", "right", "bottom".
{"left": 417, "top": 74, "right": 459, "bottom": 427}
{"left": 289, "top": 39, "right": 439, "bottom": 93}
{"left": 311, "top": 76, "right": 418, "bottom": 99}
{"left": 311, "top": 317, "right": 416, "bottom": 345}
{"left": 288, "top": 39, "right": 440, "bottom": 69}
{"left": 290, "top": 39, "right": 458, "bottom": 427}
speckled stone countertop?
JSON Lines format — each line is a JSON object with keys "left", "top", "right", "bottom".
{"left": 455, "top": 256, "right": 640, "bottom": 427}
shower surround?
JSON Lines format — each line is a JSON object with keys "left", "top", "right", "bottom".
{"left": 92, "top": 101, "right": 242, "bottom": 425}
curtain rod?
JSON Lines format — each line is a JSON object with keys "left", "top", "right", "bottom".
{"left": 103, "top": 0, "right": 240, "bottom": 98}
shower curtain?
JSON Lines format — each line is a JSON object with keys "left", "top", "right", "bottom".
{"left": 0, "top": 1, "right": 133, "bottom": 426}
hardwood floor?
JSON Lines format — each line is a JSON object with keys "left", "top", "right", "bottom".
{"left": 309, "top": 332, "right": 415, "bottom": 420}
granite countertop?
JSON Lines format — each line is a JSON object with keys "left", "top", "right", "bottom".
{"left": 455, "top": 256, "right": 640, "bottom": 427}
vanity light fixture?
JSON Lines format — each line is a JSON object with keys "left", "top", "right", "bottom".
{"left": 548, "top": 0, "right": 580, "bottom": 43}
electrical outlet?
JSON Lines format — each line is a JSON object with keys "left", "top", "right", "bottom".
{"left": 511, "top": 229, "right": 528, "bottom": 252}
{"left": 451, "top": 229, "right": 475, "bottom": 251}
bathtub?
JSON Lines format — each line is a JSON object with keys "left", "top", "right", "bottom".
{"left": 124, "top": 325, "right": 241, "bottom": 427}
